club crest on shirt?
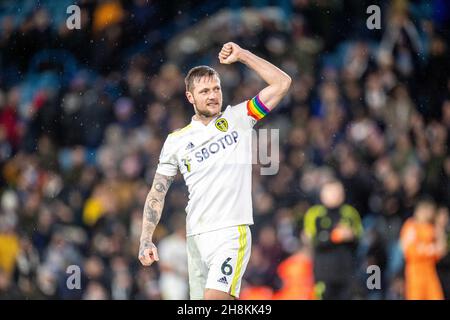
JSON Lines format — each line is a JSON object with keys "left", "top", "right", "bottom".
{"left": 215, "top": 118, "right": 228, "bottom": 132}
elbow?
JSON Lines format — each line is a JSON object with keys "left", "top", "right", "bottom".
{"left": 280, "top": 74, "right": 292, "bottom": 94}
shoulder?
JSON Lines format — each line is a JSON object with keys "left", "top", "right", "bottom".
{"left": 305, "top": 205, "right": 326, "bottom": 217}
{"left": 168, "top": 123, "right": 194, "bottom": 138}
{"left": 225, "top": 99, "right": 258, "bottom": 127}
{"left": 223, "top": 100, "right": 247, "bottom": 115}
{"left": 402, "top": 218, "right": 416, "bottom": 230}
{"left": 400, "top": 218, "right": 417, "bottom": 242}
{"left": 401, "top": 218, "right": 417, "bottom": 235}
{"left": 340, "top": 204, "right": 360, "bottom": 217}
{"left": 230, "top": 100, "right": 249, "bottom": 108}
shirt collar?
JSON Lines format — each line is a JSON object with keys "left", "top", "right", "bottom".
{"left": 190, "top": 112, "right": 223, "bottom": 128}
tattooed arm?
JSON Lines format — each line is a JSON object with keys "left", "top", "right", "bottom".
{"left": 138, "top": 173, "right": 175, "bottom": 266}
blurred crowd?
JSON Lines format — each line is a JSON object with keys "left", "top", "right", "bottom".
{"left": 0, "top": 0, "right": 449, "bottom": 300}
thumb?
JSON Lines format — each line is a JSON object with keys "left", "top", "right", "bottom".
{"left": 219, "top": 56, "right": 230, "bottom": 64}
{"left": 152, "top": 247, "right": 159, "bottom": 261}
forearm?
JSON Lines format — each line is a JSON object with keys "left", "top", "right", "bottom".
{"left": 238, "top": 49, "right": 291, "bottom": 89}
{"left": 140, "top": 173, "right": 174, "bottom": 243}
{"left": 140, "top": 192, "right": 164, "bottom": 243}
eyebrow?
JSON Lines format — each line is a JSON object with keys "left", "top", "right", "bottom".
{"left": 199, "top": 85, "right": 220, "bottom": 92}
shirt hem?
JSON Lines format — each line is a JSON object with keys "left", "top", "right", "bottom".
{"left": 186, "top": 220, "right": 254, "bottom": 237}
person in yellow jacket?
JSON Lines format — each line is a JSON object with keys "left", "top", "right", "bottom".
{"left": 303, "top": 180, "right": 363, "bottom": 299}
{"left": 0, "top": 221, "right": 20, "bottom": 278}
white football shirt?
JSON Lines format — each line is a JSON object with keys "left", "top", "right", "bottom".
{"left": 156, "top": 96, "right": 269, "bottom": 236}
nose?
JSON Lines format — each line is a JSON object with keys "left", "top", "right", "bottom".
{"left": 208, "top": 90, "right": 218, "bottom": 101}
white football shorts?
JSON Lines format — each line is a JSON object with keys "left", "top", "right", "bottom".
{"left": 187, "top": 224, "right": 252, "bottom": 299}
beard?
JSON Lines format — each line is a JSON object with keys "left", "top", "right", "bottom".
{"left": 196, "top": 108, "right": 218, "bottom": 118}
{"left": 194, "top": 100, "right": 221, "bottom": 118}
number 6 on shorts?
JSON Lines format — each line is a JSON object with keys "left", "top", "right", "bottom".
{"left": 221, "top": 257, "right": 233, "bottom": 276}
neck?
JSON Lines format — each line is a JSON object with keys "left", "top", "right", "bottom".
{"left": 193, "top": 112, "right": 220, "bottom": 126}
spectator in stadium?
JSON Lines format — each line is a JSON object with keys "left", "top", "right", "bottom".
{"left": 303, "top": 180, "right": 363, "bottom": 299}
{"left": 158, "top": 214, "right": 189, "bottom": 300}
{"left": 0, "top": 267, "right": 22, "bottom": 299}
{"left": 272, "top": 237, "right": 314, "bottom": 300}
{"left": 0, "top": 214, "right": 20, "bottom": 279}
{"left": 400, "top": 198, "right": 448, "bottom": 300}
{"left": 436, "top": 205, "right": 450, "bottom": 299}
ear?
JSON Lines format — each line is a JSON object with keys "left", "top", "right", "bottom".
{"left": 185, "top": 91, "right": 195, "bottom": 105}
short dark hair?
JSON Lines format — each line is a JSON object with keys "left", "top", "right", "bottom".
{"left": 184, "top": 65, "right": 219, "bottom": 92}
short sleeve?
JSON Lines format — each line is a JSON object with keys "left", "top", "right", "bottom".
{"left": 156, "top": 135, "right": 178, "bottom": 177}
{"left": 229, "top": 95, "right": 271, "bottom": 128}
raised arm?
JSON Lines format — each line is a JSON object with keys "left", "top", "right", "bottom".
{"left": 219, "top": 42, "right": 291, "bottom": 110}
{"left": 138, "top": 173, "right": 174, "bottom": 266}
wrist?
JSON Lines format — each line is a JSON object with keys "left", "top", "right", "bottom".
{"left": 237, "top": 49, "right": 250, "bottom": 63}
{"left": 140, "top": 235, "right": 153, "bottom": 243}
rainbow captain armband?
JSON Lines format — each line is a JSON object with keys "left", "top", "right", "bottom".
{"left": 247, "top": 95, "right": 270, "bottom": 121}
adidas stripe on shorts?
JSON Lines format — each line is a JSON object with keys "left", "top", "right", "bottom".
{"left": 187, "top": 224, "right": 252, "bottom": 299}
